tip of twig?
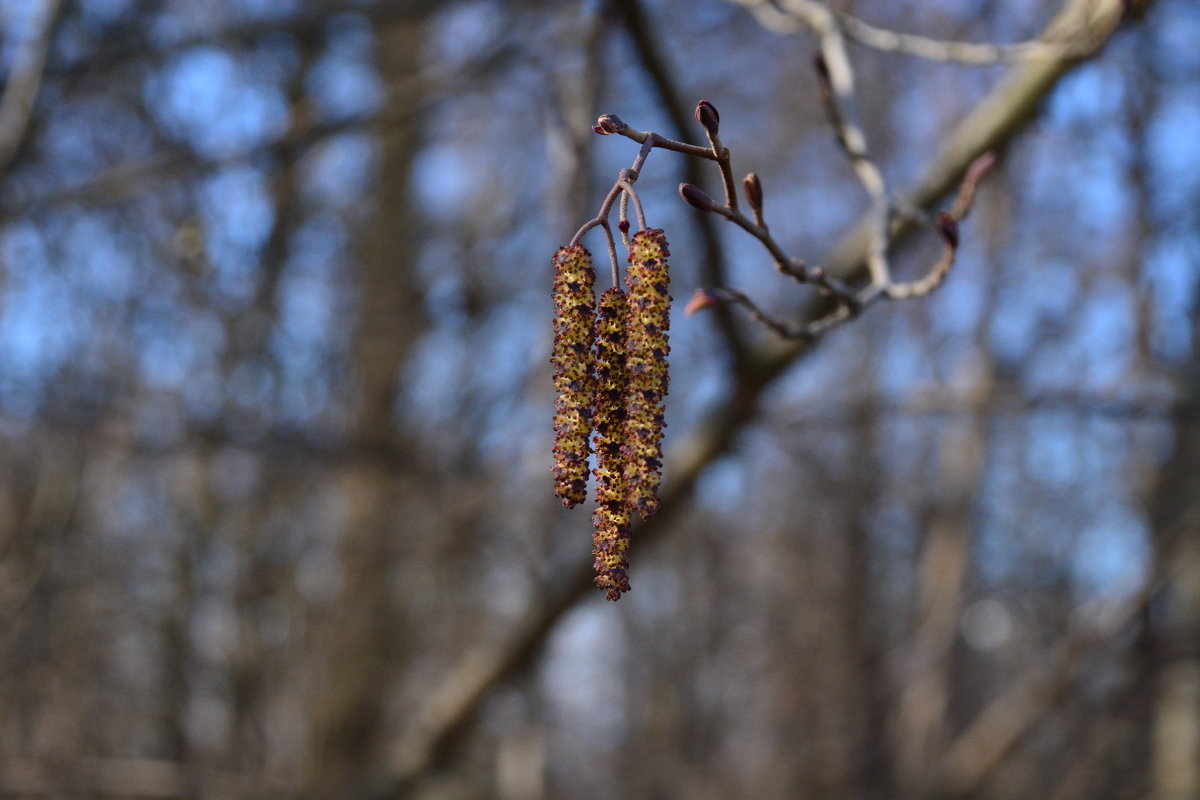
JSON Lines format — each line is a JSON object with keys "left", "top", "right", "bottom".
{"left": 966, "top": 151, "right": 997, "bottom": 186}
{"left": 593, "top": 114, "right": 627, "bottom": 135}
{"left": 679, "top": 183, "right": 717, "bottom": 212}
{"left": 742, "top": 173, "right": 763, "bottom": 212}
{"left": 695, "top": 100, "right": 720, "bottom": 136}
{"left": 685, "top": 288, "right": 725, "bottom": 316}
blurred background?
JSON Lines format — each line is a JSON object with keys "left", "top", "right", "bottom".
{"left": 0, "top": 0, "right": 1197, "bottom": 798}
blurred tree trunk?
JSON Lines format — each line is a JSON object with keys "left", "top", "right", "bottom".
{"left": 0, "top": 439, "right": 85, "bottom": 756}
{"left": 1128, "top": 29, "right": 1200, "bottom": 799}
{"left": 1147, "top": 320, "right": 1200, "bottom": 800}
{"left": 305, "top": 16, "right": 427, "bottom": 797}
{"left": 890, "top": 420, "right": 981, "bottom": 800}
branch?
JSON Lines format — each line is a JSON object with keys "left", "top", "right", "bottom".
{"left": 678, "top": 3, "right": 995, "bottom": 339}
{"left": 729, "top": 0, "right": 1126, "bottom": 64}
{"left": 768, "top": 0, "right": 1136, "bottom": 362}
{"left": 40, "top": 0, "right": 447, "bottom": 82}
{"left": 614, "top": 0, "right": 747, "bottom": 359}
{"left": 834, "top": 9, "right": 1103, "bottom": 64}
{"left": 358, "top": 0, "right": 1148, "bottom": 794}
{"left": 0, "top": 0, "right": 63, "bottom": 173}
{"left": 2, "top": 40, "right": 517, "bottom": 215}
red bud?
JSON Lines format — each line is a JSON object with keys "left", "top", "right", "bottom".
{"left": 813, "top": 54, "right": 830, "bottom": 84}
{"left": 742, "top": 173, "right": 762, "bottom": 212}
{"left": 936, "top": 213, "right": 959, "bottom": 249}
{"left": 594, "top": 114, "right": 626, "bottom": 135}
{"left": 685, "top": 289, "right": 724, "bottom": 316}
{"left": 679, "top": 183, "right": 716, "bottom": 212}
{"left": 695, "top": 100, "right": 720, "bottom": 135}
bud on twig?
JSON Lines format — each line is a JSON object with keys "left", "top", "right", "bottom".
{"left": 685, "top": 289, "right": 725, "bottom": 316}
{"left": 679, "top": 183, "right": 716, "bottom": 213}
{"left": 694, "top": 100, "right": 720, "bottom": 136}
{"left": 742, "top": 173, "right": 763, "bottom": 213}
{"left": 966, "top": 151, "right": 997, "bottom": 187}
{"left": 593, "top": 114, "right": 627, "bottom": 135}
{"left": 813, "top": 53, "right": 830, "bottom": 84}
{"left": 936, "top": 213, "right": 959, "bottom": 249}
{"left": 813, "top": 54, "right": 833, "bottom": 105}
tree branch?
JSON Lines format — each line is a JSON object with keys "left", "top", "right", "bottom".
{"left": 0, "top": 0, "right": 64, "bottom": 174}
{"left": 614, "top": 0, "right": 748, "bottom": 361}
{"left": 358, "top": 0, "right": 1149, "bottom": 795}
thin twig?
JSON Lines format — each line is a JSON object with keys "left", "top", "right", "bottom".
{"left": 619, "top": 189, "right": 632, "bottom": 244}
{"left": 569, "top": 176, "right": 628, "bottom": 246}
{"left": 615, "top": 0, "right": 748, "bottom": 361}
{"left": 601, "top": 118, "right": 720, "bottom": 161}
{"left": 618, "top": 180, "right": 646, "bottom": 230}
{"left": 716, "top": 0, "right": 898, "bottom": 303}
{"left": 887, "top": 152, "right": 995, "bottom": 299}
{"left": 602, "top": 220, "right": 620, "bottom": 289}
{"left": 580, "top": 116, "right": 724, "bottom": 257}
{"left": 813, "top": 47, "right": 892, "bottom": 289}
{"left": 702, "top": 287, "right": 861, "bottom": 341}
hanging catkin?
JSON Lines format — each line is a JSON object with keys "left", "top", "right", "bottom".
{"left": 591, "top": 288, "right": 633, "bottom": 599}
{"left": 623, "top": 229, "right": 671, "bottom": 520}
{"left": 550, "top": 244, "right": 596, "bottom": 507}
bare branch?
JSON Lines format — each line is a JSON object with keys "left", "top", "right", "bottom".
{"left": 0, "top": 0, "right": 63, "bottom": 173}
{"left": 834, "top": 9, "right": 1102, "bottom": 64}
{"left": 729, "top": 0, "right": 1121, "bottom": 64}
{"left": 366, "top": 0, "right": 1148, "bottom": 794}
{"left": 614, "top": 0, "right": 747, "bottom": 359}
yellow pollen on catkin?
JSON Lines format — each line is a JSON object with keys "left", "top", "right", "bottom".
{"left": 592, "top": 288, "right": 632, "bottom": 599}
{"left": 551, "top": 244, "right": 596, "bottom": 507}
{"left": 623, "top": 229, "right": 670, "bottom": 520}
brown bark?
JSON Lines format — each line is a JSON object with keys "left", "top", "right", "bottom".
{"left": 378, "top": 1, "right": 1155, "bottom": 792}
{"left": 1147, "top": 323, "right": 1200, "bottom": 800}
{"left": 305, "top": 16, "right": 427, "bottom": 798}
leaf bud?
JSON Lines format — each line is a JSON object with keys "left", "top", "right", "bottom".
{"left": 694, "top": 100, "right": 720, "bottom": 136}
{"left": 594, "top": 114, "right": 627, "bottom": 135}
{"left": 742, "top": 173, "right": 763, "bottom": 213}
{"left": 685, "top": 288, "right": 725, "bottom": 316}
{"left": 678, "top": 183, "right": 716, "bottom": 213}
{"left": 936, "top": 213, "right": 959, "bottom": 249}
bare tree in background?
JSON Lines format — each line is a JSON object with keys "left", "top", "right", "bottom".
{"left": 0, "top": 1, "right": 1195, "bottom": 799}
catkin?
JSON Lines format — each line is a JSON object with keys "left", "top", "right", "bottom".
{"left": 591, "top": 288, "right": 632, "bottom": 600}
{"left": 551, "top": 244, "right": 596, "bottom": 507}
{"left": 623, "top": 229, "right": 671, "bottom": 520}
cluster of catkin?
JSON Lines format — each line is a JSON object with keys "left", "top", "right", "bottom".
{"left": 551, "top": 230, "right": 671, "bottom": 601}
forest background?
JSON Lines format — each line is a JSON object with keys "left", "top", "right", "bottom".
{"left": 0, "top": 1, "right": 1197, "bottom": 798}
